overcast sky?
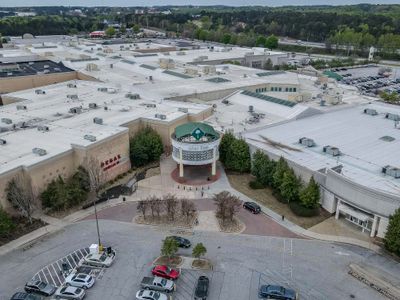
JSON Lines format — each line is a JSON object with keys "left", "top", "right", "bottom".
{"left": 1, "top": 0, "right": 399, "bottom": 7}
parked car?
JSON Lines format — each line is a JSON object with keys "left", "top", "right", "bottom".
{"left": 258, "top": 285, "right": 298, "bottom": 300}
{"left": 82, "top": 248, "right": 116, "bottom": 267}
{"left": 10, "top": 293, "right": 43, "bottom": 300}
{"left": 152, "top": 265, "right": 180, "bottom": 280}
{"left": 65, "top": 273, "right": 95, "bottom": 289}
{"left": 54, "top": 286, "right": 85, "bottom": 300}
{"left": 140, "top": 276, "right": 175, "bottom": 292}
{"left": 167, "top": 236, "right": 191, "bottom": 248}
{"left": 24, "top": 280, "right": 56, "bottom": 296}
{"left": 243, "top": 201, "right": 261, "bottom": 214}
{"left": 135, "top": 289, "right": 170, "bottom": 300}
{"left": 194, "top": 276, "right": 209, "bottom": 300}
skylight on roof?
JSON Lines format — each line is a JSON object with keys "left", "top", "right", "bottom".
{"left": 380, "top": 136, "right": 395, "bottom": 142}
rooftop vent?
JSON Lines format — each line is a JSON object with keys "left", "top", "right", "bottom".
{"left": 323, "top": 145, "right": 341, "bottom": 156}
{"left": 385, "top": 113, "right": 400, "bottom": 121}
{"left": 1, "top": 118, "right": 12, "bottom": 124}
{"left": 155, "top": 113, "right": 167, "bottom": 120}
{"left": 67, "top": 83, "right": 77, "bottom": 88}
{"left": 364, "top": 108, "right": 377, "bottom": 116}
{"left": 382, "top": 165, "right": 400, "bottom": 178}
{"left": 84, "top": 134, "right": 97, "bottom": 142}
{"left": 35, "top": 89, "right": 46, "bottom": 95}
{"left": 248, "top": 105, "right": 254, "bottom": 113}
{"left": 299, "top": 137, "right": 315, "bottom": 147}
{"left": 178, "top": 107, "right": 188, "bottom": 113}
{"left": 380, "top": 136, "right": 395, "bottom": 142}
{"left": 16, "top": 105, "right": 27, "bottom": 110}
{"left": 37, "top": 125, "right": 49, "bottom": 132}
{"left": 98, "top": 87, "right": 116, "bottom": 94}
{"left": 32, "top": 148, "right": 47, "bottom": 156}
{"left": 146, "top": 104, "right": 156, "bottom": 108}
{"left": 125, "top": 93, "right": 140, "bottom": 100}
{"left": 88, "top": 103, "right": 98, "bottom": 109}
{"left": 67, "top": 94, "right": 79, "bottom": 100}
{"left": 93, "top": 117, "right": 103, "bottom": 125}
{"left": 0, "top": 139, "right": 6, "bottom": 145}
{"left": 69, "top": 107, "right": 82, "bottom": 114}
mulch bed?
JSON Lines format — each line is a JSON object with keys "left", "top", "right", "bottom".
{"left": 135, "top": 212, "right": 197, "bottom": 229}
{"left": 0, "top": 217, "right": 47, "bottom": 247}
{"left": 153, "top": 255, "right": 183, "bottom": 267}
{"left": 217, "top": 216, "right": 245, "bottom": 233}
{"left": 192, "top": 259, "right": 212, "bottom": 270}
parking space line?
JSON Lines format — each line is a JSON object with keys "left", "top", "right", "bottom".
{"left": 46, "top": 266, "right": 57, "bottom": 286}
{"left": 50, "top": 264, "right": 62, "bottom": 286}
{"left": 40, "top": 269, "right": 52, "bottom": 286}
{"left": 78, "top": 249, "right": 86, "bottom": 258}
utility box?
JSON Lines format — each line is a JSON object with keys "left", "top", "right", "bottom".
{"left": 89, "top": 244, "right": 99, "bottom": 254}
{"left": 364, "top": 108, "right": 378, "bottom": 116}
{"left": 323, "top": 145, "right": 341, "bottom": 156}
{"left": 299, "top": 137, "right": 315, "bottom": 147}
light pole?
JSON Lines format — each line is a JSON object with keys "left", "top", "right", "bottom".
{"left": 93, "top": 195, "right": 102, "bottom": 251}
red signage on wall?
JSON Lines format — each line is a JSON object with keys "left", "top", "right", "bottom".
{"left": 100, "top": 154, "right": 122, "bottom": 171}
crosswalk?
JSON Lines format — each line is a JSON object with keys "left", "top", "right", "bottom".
{"left": 31, "top": 248, "right": 90, "bottom": 288}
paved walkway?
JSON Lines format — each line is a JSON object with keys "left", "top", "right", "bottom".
{"left": 196, "top": 211, "right": 220, "bottom": 232}
{"left": 0, "top": 157, "right": 382, "bottom": 256}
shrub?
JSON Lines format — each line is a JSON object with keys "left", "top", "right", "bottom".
{"left": 130, "top": 127, "right": 163, "bottom": 167}
{"left": 384, "top": 208, "right": 400, "bottom": 256}
{"left": 249, "top": 180, "right": 264, "bottom": 189}
{"left": 0, "top": 208, "right": 15, "bottom": 236}
{"left": 289, "top": 202, "right": 319, "bottom": 217}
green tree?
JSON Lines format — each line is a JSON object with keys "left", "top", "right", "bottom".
{"left": 264, "top": 58, "right": 273, "bottom": 70}
{"left": 222, "top": 33, "right": 231, "bottom": 44}
{"left": 199, "top": 29, "right": 208, "bottom": 41}
{"left": 120, "top": 25, "right": 127, "bottom": 34}
{"left": 225, "top": 138, "right": 251, "bottom": 173}
{"left": 129, "top": 127, "right": 163, "bottom": 167}
{"left": 132, "top": 24, "right": 140, "bottom": 34}
{"left": 265, "top": 35, "right": 278, "bottom": 49}
{"left": 384, "top": 208, "right": 400, "bottom": 256}
{"left": 272, "top": 157, "right": 289, "bottom": 189}
{"left": 256, "top": 35, "right": 266, "bottom": 47}
{"left": 192, "top": 243, "right": 207, "bottom": 260}
{"left": 219, "top": 132, "right": 235, "bottom": 164}
{"left": 105, "top": 26, "right": 116, "bottom": 37}
{"left": 299, "top": 177, "right": 320, "bottom": 208}
{"left": 279, "top": 169, "right": 301, "bottom": 203}
{"left": 252, "top": 150, "right": 276, "bottom": 187}
{"left": 0, "top": 207, "right": 15, "bottom": 236}
{"left": 161, "top": 237, "right": 179, "bottom": 262}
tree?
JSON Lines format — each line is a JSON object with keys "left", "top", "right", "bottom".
{"left": 384, "top": 208, "right": 400, "bottom": 256}
{"left": 272, "top": 157, "right": 289, "bottom": 189}
{"left": 213, "top": 191, "right": 241, "bottom": 224}
{"left": 181, "top": 199, "right": 196, "bottom": 222}
{"left": 0, "top": 207, "right": 15, "bottom": 236}
{"left": 192, "top": 243, "right": 207, "bottom": 260}
{"left": 225, "top": 138, "right": 251, "bottom": 173}
{"left": 252, "top": 150, "right": 276, "bottom": 187}
{"left": 164, "top": 194, "right": 178, "bottom": 221}
{"left": 219, "top": 132, "right": 235, "bottom": 164}
{"left": 149, "top": 196, "right": 159, "bottom": 218}
{"left": 105, "top": 26, "right": 116, "bottom": 37}
{"left": 222, "top": 33, "right": 231, "bottom": 44}
{"left": 280, "top": 169, "right": 301, "bottom": 203}
{"left": 130, "top": 127, "right": 163, "bottom": 167}
{"left": 265, "top": 35, "right": 278, "bottom": 49}
{"left": 299, "top": 177, "right": 320, "bottom": 209}
{"left": 5, "top": 172, "right": 36, "bottom": 223}
{"left": 82, "top": 156, "right": 105, "bottom": 198}
{"left": 264, "top": 58, "right": 273, "bottom": 70}
{"left": 256, "top": 35, "right": 266, "bottom": 47}
{"left": 132, "top": 24, "right": 140, "bottom": 34}
{"left": 161, "top": 237, "right": 179, "bottom": 262}
{"left": 119, "top": 25, "right": 127, "bottom": 34}
{"left": 137, "top": 200, "right": 148, "bottom": 220}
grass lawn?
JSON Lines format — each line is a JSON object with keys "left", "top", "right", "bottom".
{"left": 227, "top": 173, "right": 331, "bottom": 229}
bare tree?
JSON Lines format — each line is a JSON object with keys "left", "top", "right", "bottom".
{"left": 164, "top": 194, "right": 178, "bottom": 221}
{"left": 137, "top": 200, "right": 148, "bottom": 220}
{"left": 213, "top": 191, "right": 241, "bottom": 225}
{"left": 82, "top": 156, "right": 105, "bottom": 198}
{"left": 5, "top": 172, "right": 36, "bottom": 223}
{"left": 148, "top": 195, "right": 158, "bottom": 218}
{"left": 181, "top": 199, "right": 196, "bottom": 222}
{"left": 154, "top": 198, "right": 164, "bottom": 218}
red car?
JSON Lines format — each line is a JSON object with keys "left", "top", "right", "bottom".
{"left": 151, "top": 265, "right": 180, "bottom": 280}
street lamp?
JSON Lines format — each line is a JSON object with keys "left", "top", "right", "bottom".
{"left": 93, "top": 195, "right": 102, "bottom": 252}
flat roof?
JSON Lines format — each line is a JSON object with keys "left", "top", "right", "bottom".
{"left": 244, "top": 102, "right": 400, "bottom": 195}
{"left": 0, "top": 60, "right": 74, "bottom": 78}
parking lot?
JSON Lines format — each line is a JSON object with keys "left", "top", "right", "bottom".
{"left": 1, "top": 220, "right": 396, "bottom": 300}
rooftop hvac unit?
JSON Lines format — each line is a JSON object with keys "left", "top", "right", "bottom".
{"left": 323, "top": 145, "right": 341, "bottom": 156}
{"left": 146, "top": 104, "right": 156, "bottom": 108}
{"left": 16, "top": 105, "right": 27, "bottom": 110}
{"left": 155, "top": 114, "right": 167, "bottom": 120}
{"left": 104, "top": 106, "right": 108, "bottom": 111}
{"left": 69, "top": 107, "right": 82, "bottom": 114}
{"left": 98, "top": 87, "right": 108, "bottom": 92}
{"left": 67, "top": 83, "right": 77, "bottom": 88}
{"left": 44, "top": 65, "right": 49, "bottom": 69}
{"left": 125, "top": 93, "right": 140, "bottom": 100}
{"left": 67, "top": 94, "right": 79, "bottom": 100}
{"left": 248, "top": 105, "right": 254, "bottom": 113}
{"left": 84, "top": 134, "right": 97, "bottom": 142}
{"left": 178, "top": 107, "right": 188, "bottom": 113}
{"left": 37, "top": 125, "right": 49, "bottom": 132}
{"left": 35, "top": 89, "right": 46, "bottom": 95}
{"left": 1, "top": 118, "right": 12, "bottom": 124}
{"left": 299, "top": 137, "right": 315, "bottom": 147}
{"left": 364, "top": 108, "right": 377, "bottom": 116}
{"left": 385, "top": 113, "right": 400, "bottom": 121}
{"left": 0, "top": 139, "right": 6, "bottom": 145}
{"left": 149, "top": 75, "right": 153, "bottom": 81}
{"left": 88, "top": 103, "right": 98, "bottom": 109}
{"left": 43, "top": 69, "right": 50, "bottom": 74}
{"left": 382, "top": 165, "right": 400, "bottom": 178}
{"left": 32, "top": 148, "right": 47, "bottom": 156}
{"left": 93, "top": 117, "right": 103, "bottom": 125}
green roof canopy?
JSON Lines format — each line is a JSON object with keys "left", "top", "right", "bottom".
{"left": 174, "top": 122, "right": 219, "bottom": 140}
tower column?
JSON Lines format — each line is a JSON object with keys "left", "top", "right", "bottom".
{"left": 211, "top": 146, "right": 216, "bottom": 176}
{"left": 179, "top": 148, "right": 184, "bottom": 177}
